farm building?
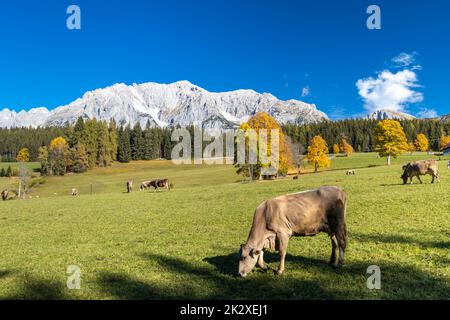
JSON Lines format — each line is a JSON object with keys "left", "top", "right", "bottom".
{"left": 443, "top": 143, "right": 450, "bottom": 155}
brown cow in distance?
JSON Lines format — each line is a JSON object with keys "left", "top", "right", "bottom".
{"left": 401, "top": 160, "right": 440, "bottom": 184}
{"left": 126, "top": 180, "right": 133, "bottom": 193}
{"left": 238, "top": 186, "right": 347, "bottom": 277}
{"left": 1, "top": 189, "right": 9, "bottom": 201}
{"left": 140, "top": 179, "right": 170, "bottom": 191}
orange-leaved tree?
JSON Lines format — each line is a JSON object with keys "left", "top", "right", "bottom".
{"left": 339, "top": 138, "right": 354, "bottom": 156}
{"left": 307, "top": 135, "right": 330, "bottom": 173}
{"left": 374, "top": 120, "right": 408, "bottom": 165}
{"left": 235, "top": 112, "right": 293, "bottom": 179}
{"left": 414, "top": 133, "right": 429, "bottom": 152}
{"left": 332, "top": 144, "right": 340, "bottom": 155}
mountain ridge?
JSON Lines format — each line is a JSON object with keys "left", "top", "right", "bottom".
{"left": 0, "top": 81, "right": 328, "bottom": 129}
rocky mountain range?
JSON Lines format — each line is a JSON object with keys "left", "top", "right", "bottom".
{"left": 0, "top": 81, "right": 329, "bottom": 129}
{"left": 366, "top": 109, "right": 416, "bottom": 121}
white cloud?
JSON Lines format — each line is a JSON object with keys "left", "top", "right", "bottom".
{"left": 301, "top": 86, "right": 310, "bottom": 97}
{"left": 356, "top": 69, "right": 423, "bottom": 113}
{"left": 416, "top": 108, "right": 438, "bottom": 119}
{"left": 392, "top": 52, "right": 417, "bottom": 67}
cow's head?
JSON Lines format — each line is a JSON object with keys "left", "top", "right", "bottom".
{"left": 238, "top": 244, "right": 261, "bottom": 277}
{"left": 401, "top": 164, "right": 410, "bottom": 184}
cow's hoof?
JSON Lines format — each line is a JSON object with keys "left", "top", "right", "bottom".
{"left": 275, "top": 269, "right": 284, "bottom": 276}
{"left": 262, "top": 266, "right": 272, "bottom": 272}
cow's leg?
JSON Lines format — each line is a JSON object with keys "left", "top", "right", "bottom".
{"left": 329, "top": 235, "right": 338, "bottom": 266}
{"left": 257, "top": 251, "right": 269, "bottom": 271}
{"left": 276, "top": 233, "right": 289, "bottom": 275}
{"left": 337, "top": 245, "right": 345, "bottom": 267}
{"left": 417, "top": 175, "right": 423, "bottom": 184}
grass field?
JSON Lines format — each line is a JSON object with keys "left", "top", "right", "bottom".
{"left": 0, "top": 162, "right": 40, "bottom": 172}
{"left": 0, "top": 153, "right": 449, "bottom": 299}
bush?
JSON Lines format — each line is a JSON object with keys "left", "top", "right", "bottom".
{"left": 11, "top": 168, "right": 19, "bottom": 177}
{"left": 28, "top": 178, "right": 46, "bottom": 189}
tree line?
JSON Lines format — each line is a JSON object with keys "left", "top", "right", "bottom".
{"left": 0, "top": 117, "right": 175, "bottom": 175}
{"left": 284, "top": 118, "right": 450, "bottom": 152}
{"left": 1, "top": 116, "right": 449, "bottom": 176}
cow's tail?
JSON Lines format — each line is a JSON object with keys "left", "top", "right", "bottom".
{"left": 336, "top": 192, "right": 348, "bottom": 250}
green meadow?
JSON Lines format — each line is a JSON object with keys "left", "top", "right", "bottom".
{"left": 0, "top": 153, "right": 449, "bottom": 299}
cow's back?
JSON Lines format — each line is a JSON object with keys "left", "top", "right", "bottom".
{"left": 263, "top": 186, "right": 345, "bottom": 236}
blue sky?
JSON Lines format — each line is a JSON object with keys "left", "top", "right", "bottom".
{"left": 0, "top": 0, "right": 449, "bottom": 118}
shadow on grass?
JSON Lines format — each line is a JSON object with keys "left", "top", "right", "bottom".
{"left": 352, "top": 232, "right": 450, "bottom": 249}
{"left": 3, "top": 275, "right": 68, "bottom": 300}
{"left": 95, "top": 252, "right": 449, "bottom": 300}
{"left": 379, "top": 183, "right": 407, "bottom": 187}
{"left": 0, "top": 270, "right": 13, "bottom": 279}
{"left": 203, "top": 251, "right": 327, "bottom": 277}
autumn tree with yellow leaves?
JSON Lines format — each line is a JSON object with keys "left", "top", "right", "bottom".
{"left": 414, "top": 133, "right": 429, "bottom": 152}
{"left": 49, "top": 136, "right": 69, "bottom": 175}
{"left": 407, "top": 142, "right": 416, "bottom": 154}
{"left": 307, "top": 135, "right": 330, "bottom": 173}
{"left": 339, "top": 138, "right": 354, "bottom": 156}
{"left": 332, "top": 144, "right": 340, "bottom": 155}
{"left": 439, "top": 135, "right": 450, "bottom": 150}
{"left": 235, "top": 112, "right": 293, "bottom": 179}
{"left": 16, "top": 148, "right": 30, "bottom": 162}
{"left": 374, "top": 120, "right": 408, "bottom": 165}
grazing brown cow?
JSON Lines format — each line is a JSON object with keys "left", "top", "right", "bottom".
{"left": 238, "top": 186, "right": 347, "bottom": 277}
{"left": 150, "top": 179, "right": 170, "bottom": 191}
{"left": 140, "top": 179, "right": 170, "bottom": 191}
{"left": 1, "top": 189, "right": 9, "bottom": 201}
{"left": 71, "top": 188, "right": 79, "bottom": 196}
{"left": 126, "top": 180, "right": 133, "bottom": 193}
{"left": 401, "top": 160, "right": 440, "bottom": 184}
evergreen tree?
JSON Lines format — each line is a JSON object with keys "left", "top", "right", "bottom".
{"left": 38, "top": 146, "right": 50, "bottom": 176}
{"left": 0, "top": 167, "right": 5, "bottom": 177}
{"left": 69, "top": 117, "right": 86, "bottom": 147}
{"left": 131, "top": 123, "right": 144, "bottom": 160}
{"left": 108, "top": 120, "right": 118, "bottom": 162}
{"left": 81, "top": 119, "right": 99, "bottom": 168}
{"left": 6, "top": 165, "right": 12, "bottom": 177}
{"left": 96, "top": 121, "right": 112, "bottom": 167}
{"left": 142, "top": 126, "right": 153, "bottom": 160}
{"left": 70, "top": 142, "right": 89, "bottom": 173}
{"left": 117, "top": 126, "right": 132, "bottom": 163}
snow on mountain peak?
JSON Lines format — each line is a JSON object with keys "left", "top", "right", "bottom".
{"left": 0, "top": 81, "right": 329, "bottom": 129}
